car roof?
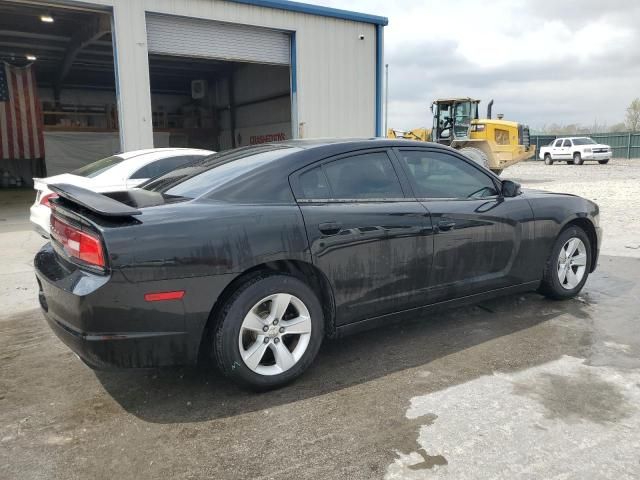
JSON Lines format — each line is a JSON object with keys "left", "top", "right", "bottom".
{"left": 257, "top": 137, "right": 446, "bottom": 151}
{"left": 116, "top": 148, "right": 213, "bottom": 160}
{"left": 204, "top": 138, "right": 460, "bottom": 178}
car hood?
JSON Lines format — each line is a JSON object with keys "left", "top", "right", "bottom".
{"left": 521, "top": 188, "right": 579, "bottom": 199}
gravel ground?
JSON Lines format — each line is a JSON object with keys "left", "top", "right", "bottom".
{"left": 508, "top": 158, "right": 640, "bottom": 257}
{"left": 1, "top": 159, "right": 639, "bottom": 480}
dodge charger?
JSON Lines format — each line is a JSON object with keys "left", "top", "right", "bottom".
{"left": 34, "top": 139, "right": 601, "bottom": 390}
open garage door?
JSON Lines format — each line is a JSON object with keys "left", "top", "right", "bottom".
{"left": 145, "top": 14, "right": 293, "bottom": 151}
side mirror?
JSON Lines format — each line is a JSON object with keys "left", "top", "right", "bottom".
{"left": 501, "top": 179, "right": 521, "bottom": 197}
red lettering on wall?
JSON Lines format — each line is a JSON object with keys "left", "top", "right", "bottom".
{"left": 250, "top": 133, "right": 287, "bottom": 145}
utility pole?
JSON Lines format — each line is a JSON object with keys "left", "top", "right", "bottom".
{"left": 384, "top": 64, "right": 389, "bottom": 136}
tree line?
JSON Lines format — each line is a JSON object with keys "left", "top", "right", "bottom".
{"left": 535, "top": 98, "right": 640, "bottom": 135}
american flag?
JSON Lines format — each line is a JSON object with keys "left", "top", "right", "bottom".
{"left": 0, "top": 62, "right": 45, "bottom": 160}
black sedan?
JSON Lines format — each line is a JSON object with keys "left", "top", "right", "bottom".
{"left": 35, "top": 139, "right": 601, "bottom": 389}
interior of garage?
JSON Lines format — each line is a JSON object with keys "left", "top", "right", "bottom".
{"left": 147, "top": 54, "right": 292, "bottom": 152}
{"left": 0, "top": 3, "right": 294, "bottom": 187}
{"left": 0, "top": 1, "right": 119, "bottom": 184}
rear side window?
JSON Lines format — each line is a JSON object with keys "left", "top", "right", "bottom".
{"left": 322, "top": 152, "right": 403, "bottom": 199}
{"left": 299, "top": 167, "right": 330, "bottom": 198}
{"left": 563, "top": 139, "right": 572, "bottom": 147}
{"left": 130, "top": 155, "right": 200, "bottom": 180}
{"left": 398, "top": 150, "right": 498, "bottom": 199}
{"left": 72, "top": 155, "right": 124, "bottom": 178}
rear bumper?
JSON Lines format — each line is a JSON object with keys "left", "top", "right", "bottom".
{"left": 35, "top": 243, "right": 197, "bottom": 369}
{"left": 30, "top": 203, "right": 51, "bottom": 237}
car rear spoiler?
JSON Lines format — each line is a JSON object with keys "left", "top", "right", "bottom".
{"left": 49, "top": 183, "right": 142, "bottom": 217}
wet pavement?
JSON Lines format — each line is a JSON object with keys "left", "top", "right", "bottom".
{"left": 1, "top": 162, "right": 640, "bottom": 479}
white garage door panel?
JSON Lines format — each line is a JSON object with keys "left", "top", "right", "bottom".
{"left": 146, "top": 14, "right": 290, "bottom": 65}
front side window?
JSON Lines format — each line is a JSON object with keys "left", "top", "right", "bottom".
{"left": 554, "top": 139, "right": 563, "bottom": 147}
{"left": 322, "top": 152, "right": 403, "bottom": 199}
{"left": 398, "top": 150, "right": 499, "bottom": 199}
{"left": 563, "top": 139, "right": 572, "bottom": 147}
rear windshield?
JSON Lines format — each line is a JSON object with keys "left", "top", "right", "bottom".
{"left": 72, "top": 155, "right": 124, "bottom": 178}
{"left": 571, "top": 138, "right": 596, "bottom": 145}
{"left": 143, "top": 145, "right": 298, "bottom": 201}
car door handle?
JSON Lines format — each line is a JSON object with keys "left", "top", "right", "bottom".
{"left": 437, "top": 220, "right": 456, "bottom": 232}
{"left": 318, "top": 222, "right": 342, "bottom": 235}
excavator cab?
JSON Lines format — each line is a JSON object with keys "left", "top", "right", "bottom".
{"left": 431, "top": 98, "right": 480, "bottom": 145}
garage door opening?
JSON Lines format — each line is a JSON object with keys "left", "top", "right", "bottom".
{"left": 146, "top": 14, "right": 293, "bottom": 152}
{"left": 0, "top": 1, "right": 119, "bottom": 184}
{"left": 148, "top": 55, "right": 292, "bottom": 151}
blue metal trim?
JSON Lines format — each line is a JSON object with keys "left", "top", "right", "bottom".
{"left": 290, "top": 32, "right": 297, "bottom": 95}
{"left": 228, "top": 0, "right": 388, "bottom": 26}
{"left": 375, "top": 24, "right": 383, "bottom": 136}
{"left": 290, "top": 31, "right": 298, "bottom": 138}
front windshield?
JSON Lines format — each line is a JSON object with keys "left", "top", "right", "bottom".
{"left": 572, "top": 138, "right": 597, "bottom": 145}
{"left": 143, "top": 145, "right": 297, "bottom": 199}
{"left": 453, "top": 102, "right": 472, "bottom": 138}
{"left": 72, "top": 155, "right": 124, "bottom": 178}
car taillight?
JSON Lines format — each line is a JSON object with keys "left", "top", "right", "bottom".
{"left": 40, "top": 193, "right": 58, "bottom": 207}
{"left": 50, "top": 215, "right": 106, "bottom": 269}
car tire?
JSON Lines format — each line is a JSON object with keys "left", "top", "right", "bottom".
{"left": 598, "top": 159, "right": 609, "bottom": 165}
{"left": 213, "top": 273, "right": 324, "bottom": 390}
{"left": 573, "top": 152, "right": 584, "bottom": 165}
{"left": 544, "top": 154, "right": 553, "bottom": 165}
{"left": 459, "top": 147, "right": 490, "bottom": 169}
{"left": 538, "top": 225, "right": 592, "bottom": 300}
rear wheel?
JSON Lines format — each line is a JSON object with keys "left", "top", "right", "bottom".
{"left": 539, "top": 226, "right": 591, "bottom": 300}
{"left": 213, "top": 273, "right": 324, "bottom": 390}
{"left": 544, "top": 154, "right": 553, "bottom": 165}
{"left": 573, "top": 152, "right": 583, "bottom": 165}
{"left": 598, "top": 159, "right": 609, "bottom": 165}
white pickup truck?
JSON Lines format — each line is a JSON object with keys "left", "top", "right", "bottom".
{"left": 539, "top": 137, "right": 612, "bottom": 165}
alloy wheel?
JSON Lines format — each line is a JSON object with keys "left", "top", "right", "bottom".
{"left": 238, "top": 293, "right": 312, "bottom": 375}
{"left": 557, "top": 237, "right": 587, "bottom": 289}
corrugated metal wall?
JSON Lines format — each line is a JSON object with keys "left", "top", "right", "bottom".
{"left": 531, "top": 133, "right": 640, "bottom": 159}
{"left": 59, "top": 0, "right": 378, "bottom": 150}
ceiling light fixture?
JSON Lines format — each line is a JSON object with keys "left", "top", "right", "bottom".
{"left": 40, "top": 14, "right": 54, "bottom": 23}
{"left": 26, "top": 54, "right": 37, "bottom": 61}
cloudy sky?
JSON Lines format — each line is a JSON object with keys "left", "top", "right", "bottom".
{"left": 315, "top": 0, "right": 640, "bottom": 132}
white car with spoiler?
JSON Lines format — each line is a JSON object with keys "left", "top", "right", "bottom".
{"left": 539, "top": 137, "right": 612, "bottom": 165}
{"left": 30, "top": 148, "right": 213, "bottom": 237}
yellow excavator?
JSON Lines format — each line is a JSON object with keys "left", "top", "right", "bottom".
{"left": 388, "top": 98, "right": 536, "bottom": 174}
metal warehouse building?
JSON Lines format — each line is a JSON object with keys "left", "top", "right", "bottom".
{"left": 0, "top": 0, "right": 387, "bottom": 182}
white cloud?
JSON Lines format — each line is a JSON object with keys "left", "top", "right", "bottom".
{"left": 313, "top": 0, "right": 640, "bottom": 130}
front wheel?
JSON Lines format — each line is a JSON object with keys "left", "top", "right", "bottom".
{"left": 213, "top": 273, "right": 324, "bottom": 390}
{"left": 598, "top": 159, "right": 609, "bottom": 165}
{"left": 538, "top": 226, "right": 591, "bottom": 300}
{"left": 544, "top": 154, "right": 553, "bottom": 165}
{"left": 573, "top": 152, "right": 584, "bottom": 165}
